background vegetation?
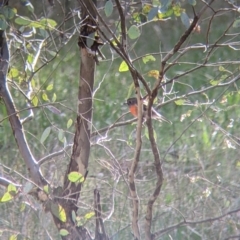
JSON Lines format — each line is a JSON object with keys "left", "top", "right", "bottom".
{"left": 1, "top": 0, "right": 240, "bottom": 239}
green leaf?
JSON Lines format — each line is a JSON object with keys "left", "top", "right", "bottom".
{"left": 68, "top": 172, "right": 84, "bottom": 183}
{"left": 158, "top": 8, "right": 173, "bottom": 19}
{"left": 1, "top": 192, "right": 13, "bottom": 202}
{"left": 188, "top": 0, "right": 196, "bottom": 6}
{"left": 142, "top": 55, "right": 156, "bottom": 64}
{"left": 210, "top": 79, "right": 219, "bottom": 86}
{"left": 15, "top": 16, "right": 31, "bottom": 26}
{"left": 104, "top": 0, "right": 113, "bottom": 17}
{"left": 71, "top": 210, "right": 76, "bottom": 223}
{"left": 46, "top": 84, "right": 53, "bottom": 91}
{"left": 51, "top": 203, "right": 67, "bottom": 223}
{"left": 39, "top": 18, "right": 57, "bottom": 28}
{"left": 148, "top": 6, "right": 159, "bottom": 21}
{"left": 119, "top": 61, "right": 129, "bottom": 72}
{"left": 52, "top": 93, "right": 57, "bottom": 102}
{"left": 39, "top": 29, "right": 49, "bottom": 38}
{"left": 58, "top": 129, "right": 65, "bottom": 142}
{"left": 7, "top": 184, "right": 17, "bottom": 193}
{"left": 42, "top": 92, "right": 49, "bottom": 101}
{"left": 29, "top": 21, "right": 43, "bottom": 29}
{"left": 84, "top": 211, "right": 95, "bottom": 220}
{"left": 128, "top": 25, "right": 140, "bottom": 39}
{"left": 0, "top": 16, "right": 7, "bottom": 30}
{"left": 9, "top": 68, "right": 19, "bottom": 78}
{"left": 181, "top": 12, "right": 190, "bottom": 28}
{"left": 3, "top": 7, "right": 17, "bottom": 19}
{"left": 202, "top": 128, "right": 210, "bottom": 146}
{"left": 43, "top": 185, "right": 49, "bottom": 194}
{"left": 60, "top": 229, "right": 69, "bottom": 236}
{"left": 40, "top": 127, "right": 51, "bottom": 144}
{"left": 67, "top": 119, "right": 73, "bottom": 129}
{"left": 31, "top": 96, "right": 38, "bottom": 106}
{"left": 174, "top": 99, "right": 185, "bottom": 105}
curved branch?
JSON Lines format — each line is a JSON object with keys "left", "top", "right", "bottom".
{"left": 0, "top": 176, "right": 21, "bottom": 188}
{"left": 153, "top": 208, "right": 240, "bottom": 239}
{"left": 0, "top": 32, "right": 46, "bottom": 187}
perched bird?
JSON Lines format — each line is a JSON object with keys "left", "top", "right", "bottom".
{"left": 126, "top": 97, "right": 171, "bottom": 124}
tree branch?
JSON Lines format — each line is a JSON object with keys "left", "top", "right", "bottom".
{"left": 0, "top": 31, "right": 46, "bottom": 187}
{"left": 152, "top": 208, "right": 240, "bottom": 239}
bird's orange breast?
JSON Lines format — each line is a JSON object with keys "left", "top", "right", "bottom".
{"left": 129, "top": 105, "right": 138, "bottom": 117}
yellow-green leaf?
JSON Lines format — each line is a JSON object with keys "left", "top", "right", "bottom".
{"left": 60, "top": 229, "right": 69, "bottom": 236}
{"left": 119, "top": 61, "right": 129, "bottom": 72}
{"left": 142, "top": 55, "right": 156, "bottom": 64}
{"left": 67, "top": 119, "right": 73, "bottom": 129}
{"left": 43, "top": 185, "right": 49, "bottom": 194}
{"left": 84, "top": 211, "right": 95, "bottom": 220}
{"left": 31, "top": 95, "right": 38, "bottom": 106}
{"left": 42, "top": 92, "right": 49, "bottom": 101}
{"left": 7, "top": 184, "right": 17, "bottom": 193}
{"left": 58, "top": 204, "right": 67, "bottom": 222}
{"left": 174, "top": 99, "right": 185, "bottom": 105}
{"left": 9, "top": 234, "right": 17, "bottom": 240}
{"left": 51, "top": 203, "right": 67, "bottom": 222}
{"left": 1, "top": 192, "right": 13, "bottom": 202}
{"left": 142, "top": 4, "right": 151, "bottom": 14}
{"left": 210, "top": 79, "right": 219, "bottom": 86}
{"left": 46, "top": 84, "right": 53, "bottom": 91}
{"left": 68, "top": 172, "right": 84, "bottom": 183}
{"left": 39, "top": 18, "right": 57, "bottom": 28}
{"left": 52, "top": 93, "right": 57, "bottom": 102}
{"left": 9, "top": 68, "right": 19, "bottom": 78}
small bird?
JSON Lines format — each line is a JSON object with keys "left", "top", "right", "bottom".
{"left": 126, "top": 97, "right": 171, "bottom": 124}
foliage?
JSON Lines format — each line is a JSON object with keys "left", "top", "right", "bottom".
{"left": 1, "top": 0, "right": 240, "bottom": 239}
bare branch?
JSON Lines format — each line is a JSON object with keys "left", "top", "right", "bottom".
{"left": 94, "top": 189, "right": 109, "bottom": 240}
{"left": 0, "top": 32, "right": 47, "bottom": 187}
{"left": 0, "top": 176, "right": 21, "bottom": 188}
{"left": 128, "top": 89, "right": 142, "bottom": 239}
{"left": 153, "top": 208, "right": 240, "bottom": 239}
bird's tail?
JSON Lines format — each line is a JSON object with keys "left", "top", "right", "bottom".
{"left": 153, "top": 110, "right": 172, "bottom": 124}
{"left": 157, "top": 115, "right": 172, "bottom": 124}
